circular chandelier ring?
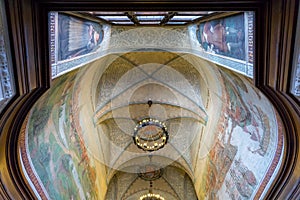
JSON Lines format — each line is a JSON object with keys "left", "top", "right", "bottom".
{"left": 133, "top": 118, "right": 169, "bottom": 152}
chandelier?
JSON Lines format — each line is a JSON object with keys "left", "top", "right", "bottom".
{"left": 139, "top": 181, "right": 165, "bottom": 200}
{"left": 139, "top": 193, "right": 165, "bottom": 200}
{"left": 133, "top": 118, "right": 169, "bottom": 151}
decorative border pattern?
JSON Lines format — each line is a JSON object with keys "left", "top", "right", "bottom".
{"left": 253, "top": 110, "right": 284, "bottom": 199}
{"left": 49, "top": 12, "right": 56, "bottom": 66}
{"left": 246, "top": 11, "right": 254, "bottom": 77}
{"left": 18, "top": 115, "right": 49, "bottom": 200}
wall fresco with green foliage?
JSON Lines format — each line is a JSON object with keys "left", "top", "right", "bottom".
{"left": 27, "top": 70, "right": 98, "bottom": 199}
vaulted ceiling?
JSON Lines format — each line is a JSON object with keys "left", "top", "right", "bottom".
{"left": 19, "top": 51, "right": 283, "bottom": 199}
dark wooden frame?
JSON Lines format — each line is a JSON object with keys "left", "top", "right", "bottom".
{"left": 0, "top": 0, "right": 299, "bottom": 199}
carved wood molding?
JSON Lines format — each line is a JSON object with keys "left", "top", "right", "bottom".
{"left": 255, "top": 0, "right": 300, "bottom": 198}
{"left": 0, "top": 0, "right": 299, "bottom": 199}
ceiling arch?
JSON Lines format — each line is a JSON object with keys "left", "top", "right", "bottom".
{"left": 105, "top": 166, "right": 197, "bottom": 200}
{"left": 20, "top": 51, "right": 284, "bottom": 200}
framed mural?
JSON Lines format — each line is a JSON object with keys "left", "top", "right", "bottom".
{"left": 196, "top": 13, "right": 248, "bottom": 62}
{"left": 57, "top": 13, "right": 104, "bottom": 61}
{"left": 49, "top": 12, "right": 104, "bottom": 65}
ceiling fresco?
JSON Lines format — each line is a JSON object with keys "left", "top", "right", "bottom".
{"left": 19, "top": 52, "right": 283, "bottom": 200}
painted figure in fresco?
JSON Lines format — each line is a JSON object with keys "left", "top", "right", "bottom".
{"left": 243, "top": 103, "right": 260, "bottom": 142}
{"left": 226, "top": 94, "right": 251, "bottom": 137}
{"left": 58, "top": 13, "right": 104, "bottom": 61}
{"left": 224, "top": 75, "right": 270, "bottom": 157}
{"left": 246, "top": 103, "right": 271, "bottom": 156}
{"left": 197, "top": 13, "right": 246, "bottom": 60}
{"left": 225, "top": 26, "right": 245, "bottom": 59}
{"left": 226, "top": 159, "right": 257, "bottom": 198}
{"left": 201, "top": 21, "right": 228, "bottom": 53}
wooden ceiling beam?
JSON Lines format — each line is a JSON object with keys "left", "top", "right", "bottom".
{"left": 125, "top": 11, "right": 140, "bottom": 25}
{"left": 160, "top": 11, "right": 176, "bottom": 25}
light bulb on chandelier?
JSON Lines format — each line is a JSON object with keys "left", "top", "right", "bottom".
{"left": 139, "top": 181, "right": 165, "bottom": 200}
{"left": 133, "top": 118, "right": 169, "bottom": 151}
